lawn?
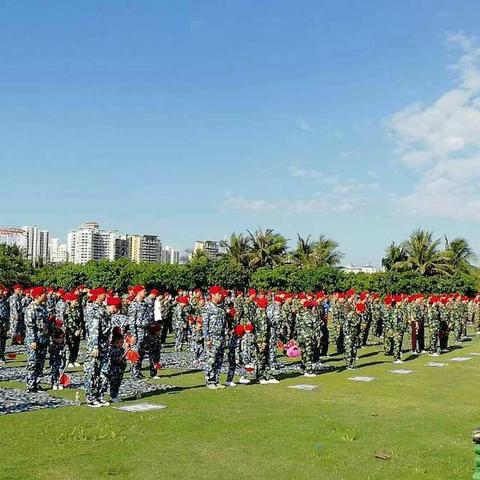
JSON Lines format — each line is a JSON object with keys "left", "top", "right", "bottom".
{"left": 0, "top": 335, "right": 478, "bottom": 480}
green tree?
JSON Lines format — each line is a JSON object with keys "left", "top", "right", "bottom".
{"left": 247, "top": 229, "right": 287, "bottom": 269}
{"left": 382, "top": 241, "right": 408, "bottom": 272}
{"left": 443, "top": 237, "right": 477, "bottom": 274}
{"left": 220, "top": 233, "right": 251, "bottom": 268}
{"left": 310, "top": 235, "right": 344, "bottom": 267}
{"left": 0, "top": 244, "right": 33, "bottom": 286}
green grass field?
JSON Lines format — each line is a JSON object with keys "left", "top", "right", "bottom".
{"left": 1, "top": 335, "right": 479, "bottom": 480}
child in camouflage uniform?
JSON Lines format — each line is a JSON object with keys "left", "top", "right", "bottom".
{"left": 50, "top": 328, "right": 66, "bottom": 390}
{"left": 190, "top": 317, "right": 204, "bottom": 367}
{"left": 109, "top": 333, "right": 127, "bottom": 403}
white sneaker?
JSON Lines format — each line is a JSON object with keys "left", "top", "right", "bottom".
{"left": 58, "top": 385, "right": 64, "bottom": 390}
{"left": 88, "top": 401, "right": 102, "bottom": 408}
{"left": 215, "top": 384, "right": 226, "bottom": 389}
{"left": 67, "top": 363, "right": 74, "bottom": 368}
{"left": 224, "top": 381, "right": 237, "bottom": 387}
{"left": 429, "top": 352, "right": 440, "bottom": 357}
{"left": 238, "top": 377, "right": 251, "bottom": 384}
{"left": 440, "top": 349, "right": 449, "bottom": 354}
{"left": 259, "top": 379, "right": 269, "bottom": 385}
{"left": 52, "top": 385, "right": 58, "bottom": 390}
{"left": 151, "top": 375, "right": 159, "bottom": 380}
{"left": 394, "top": 360, "right": 404, "bottom": 364}
{"left": 98, "top": 399, "right": 110, "bottom": 406}
{"left": 267, "top": 378, "right": 280, "bottom": 384}
{"left": 304, "top": 373, "right": 317, "bottom": 377}
{"left": 206, "top": 384, "right": 218, "bottom": 390}
{"left": 110, "top": 397, "right": 122, "bottom": 403}
{"left": 74, "top": 362, "right": 81, "bottom": 367}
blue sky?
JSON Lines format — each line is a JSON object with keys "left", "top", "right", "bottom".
{"left": 1, "top": 1, "right": 480, "bottom": 264}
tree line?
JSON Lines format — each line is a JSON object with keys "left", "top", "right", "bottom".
{"left": 0, "top": 228, "right": 478, "bottom": 295}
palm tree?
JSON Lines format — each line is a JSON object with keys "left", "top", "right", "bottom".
{"left": 293, "top": 234, "right": 314, "bottom": 266}
{"left": 310, "top": 235, "right": 344, "bottom": 267}
{"left": 397, "top": 229, "right": 448, "bottom": 276}
{"left": 382, "top": 241, "right": 408, "bottom": 271}
{"left": 443, "top": 236, "right": 477, "bottom": 273}
{"left": 247, "top": 228, "right": 287, "bottom": 269}
{"left": 220, "top": 233, "right": 251, "bottom": 268}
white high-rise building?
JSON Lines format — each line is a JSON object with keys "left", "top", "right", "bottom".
{"left": 67, "top": 222, "right": 117, "bottom": 264}
{"left": 0, "top": 227, "right": 27, "bottom": 251}
{"left": 22, "top": 225, "right": 50, "bottom": 264}
{"left": 49, "top": 238, "right": 69, "bottom": 263}
{"left": 161, "top": 246, "right": 180, "bottom": 264}
{"left": 193, "top": 240, "right": 220, "bottom": 260}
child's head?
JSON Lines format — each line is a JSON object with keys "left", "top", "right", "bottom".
{"left": 113, "top": 334, "right": 124, "bottom": 348}
{"left": 52, "top": 328, "right": 65, "bottom": 344}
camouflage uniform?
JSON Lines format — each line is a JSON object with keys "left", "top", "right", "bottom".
{"left": 0, "top": 293, "right": 10, "bottom": 361}
{"left": 55, "top": 298, "right": 67, "bottom": 325}
{"left": 173, "top": 304, "right": 189, "bottom": 351}
{"left": 84, "top": 302, "right": 111, "bottom": 403}
{"left": 296, "top": 305, "right": 321, "bottom": 374}
{"left": 50, "top": 336, "right": 66, "bottom": 387}
{"left": 389, "top": 304, "right": 407, "bottom": 361}
{"left": 342, "top": 306, "right": 361, "bottom": 369}
{"left": 330, "top": 300, "right": 346, "bottom": 354}
{"left": 109, "top": 344, "right": 127, "bottom": 399}
{"left": 128, "top": 299, "right": 148, "bottom": 379}
{"left": 427, "top": 302, "right": 441, "bottom": 355}
{"left": 144, "top": 295, "right": 162, "bottom": 376}
{"left": 202, "top": 300, "right": 227, "bottom": 386}
{"left": 280, "top": 300, "right": 294, "bottom": 342}
{"left": 9, "top": 292, "right": 24, "bottom": 342}
{"left": 359, "top": 301, "right": 372, "bottom": 347}
{"left": 64, "top": 302, "right": 82, "bottom": 364}
{"left": 45, "top": 294, "right": 57, "bottom": 317}
{"left": 25, "top": 300, "right": 51, "bottom": 391}
{"left": 239, "top": 330, "right": 257, "bottom": 379}
{"left": 253, "top": 307, "right": 275, "bottom": 381}
{"left": 266, "top": 302, "right": 283, "bottom": 370}
{"left": 160, "top": 296, "right": 174, "bottom": 344}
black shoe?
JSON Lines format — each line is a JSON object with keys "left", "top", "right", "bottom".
{"left": 26, "top": 387, "right": 37, "bottom": 393}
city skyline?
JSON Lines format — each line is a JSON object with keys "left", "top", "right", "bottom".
{"left": 1, "top": 2, "right": 480, "bottom": 265}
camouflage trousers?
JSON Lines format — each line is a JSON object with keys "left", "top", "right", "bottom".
{"left": 428, "top": 323, "right": 440, "bottom": 354}
{"left": 256, "top": 341, "right": 275, "bottom": 381}
{"left": 384, "top": 332, "right": 404, "bottom": 360}
{"left": 334, "top": 323, "right": 345, "bottom": 354}
{"left": 239, "top": 336, "right": 257, "bottom": 379}
{"left": 26, "top": 344, "right": 48, "bottom": 390}
{"left": 226, "top": 334, "right": 246, "bottom": 382}
{"left": 174, "top": 321, "right": 189, "bottom": 351}
{"left": 452, "top": 318, "right": 464, "bottom": 344}
{"left": 0, "top": 322, "right": 8, "bottom": 359}
{"left": 84, "top": 352, "right": 109, "bottom": 402}
{"left": 50, "top": 344, "right": 66, "bottom": 386}
{"left": 66, "top": 329, "right": 81, "bottom": 363}
{"left": 268, "top": 325, "right": 279, "bottom": 370}
{"left": 132, "top": 338, "right": 160, "bottom": 378}
{"left": 109, "top": 365, "right": 126, "bottom": 399}
{"left": 360, "top": 316, "right": 372, "bottom": 347}
{"left": 10, "top": 316, "right": 25, "bottom": 340}
{"left": 344, "top": 331, "right": 358, "bottom": 369}
{"left": 298, "top": 334, "right": 321, "bottom": 374}
{"left": 204, "top": 336, "right": 226, "bottom": 385}
{"left": 439, "top": 321, "right": 449, "bottom": 351}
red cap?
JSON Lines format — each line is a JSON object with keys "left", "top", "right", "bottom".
{"left": 244, "top": 323, "right": 254, "bottom": 333}
{"left": 177, "top": 296, "right": 190, "bottom": 305}
{"left": 255, "top": 298, "right": 268, "bottom": 309}
{"left": 31, "top": 286, "right": 46, "bottom": 298}
{"left": 248, "top": 289, "right": 257, "bottom": 296}
{"left": 356, "top": 303, "right": 366, "bottom": 313}
{"left": 90, "top": 287, "right": 107, "bottom": 295}
{"left": 132, "top": 285, "right": 145, "bottom": 295}
{"left": 209, "top": 285, "right": 223, "bottom": 296}
{"left": 150, "top": 289, "right": 160, "bottom": 296}
{"left": 234, "top": 324, "right": 245, "bottom": 336}
{"left": 107, "top": 297, "right": 122, "bottom": 307}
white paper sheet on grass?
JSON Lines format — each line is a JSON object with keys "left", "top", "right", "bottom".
{"left": 288, "top": 384, "right": 318, "bottom": 391}
{"left": 427, "top": 362, "right": 446, "bottom": 367}
{"left": 348, "top": 376, "right": 375, "bottom": 382}
{"left": 388, "top": 369, "right": 413, "bottom": 375}
{"left": 469, "top": 353, "right": 480, "bottom": 356}
{"left": 449, "top": 357, "right": 472, "bottom": 362}
{"left": 115, "top": 403, "right": 167, "bottom": 413}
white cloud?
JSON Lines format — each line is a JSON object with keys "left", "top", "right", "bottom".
{"left": 389, "top": 31, "right": 480, "bottom": 221}
{"left": 294, "top": 117, "right": 312, "bottom": 131}
{"left": 225, "top": 166, "right": 377, "bottom": 215}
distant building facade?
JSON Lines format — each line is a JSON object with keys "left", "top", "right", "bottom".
{"left": 127, "top": 234, "right": 162, "bottom": 263}
{"left": 49, "top": 238, "right": 69, "bottom": 263}
{"left": 193, "top": 240, "right": 221, "bottom": 260}
{"left": 67, "top": 222, "right": 117, "bottom": 264}
{"left": 339, "top": 263, "right": 378, "bottom": 274}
